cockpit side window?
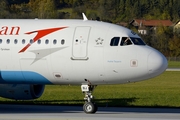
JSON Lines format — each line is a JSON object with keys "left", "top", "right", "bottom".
{"left": 120, "top": 37, "right": 132, "bottom": 46}
{"left": 130, "top": 37, "right": 146, "bottom": 45}
{"left": 110, "top": 37, "right": 120, "bottom": 46}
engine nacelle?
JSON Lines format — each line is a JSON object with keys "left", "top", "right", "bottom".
{"left": 0, "top": 84, "right": 45, "bottom": 100}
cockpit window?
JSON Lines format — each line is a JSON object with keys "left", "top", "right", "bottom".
{"left": 130, "top": 37, "right": 146, "bottom": 45}
{"left": 120, "top": 37, "right": 132, "bottom": 46}
{"left": 110, "top": 37, "right": 120, "bottom": 46}
{"left": 120, "top": 37, "right": 146, "bottom": 46}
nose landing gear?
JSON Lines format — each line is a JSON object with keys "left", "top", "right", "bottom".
{"left": 81, "top": 85, "right": 97, "bottom": 114}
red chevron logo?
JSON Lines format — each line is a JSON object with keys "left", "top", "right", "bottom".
{"left": 19, "top": 27, "right": 67, "bottom": 53}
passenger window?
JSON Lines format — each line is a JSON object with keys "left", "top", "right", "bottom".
{"left": 7, "top": 39, "right": 10, "bottom": 44}
{"left": 14, "top": 39, "right": 18, "bottom": 44}
{"left": 22, "top": 39, "right": 25, "bottom": 44}
{"left": 53, "top": 39, "right": 57, "bottom": 44}
{"left": 110, "top": 37, "right": 120, "bottom": 46}
{"left": 30, "top": 39, "right": 33, "bottom": 44}
{"left": 37, "top": 40, "right": 41, "bottom": 44}
{"left": 61, "top": 39, "right": 65, "bottom": 45}
{"left": 45, "top": 39, "right": 49, "bottom": 44}
{"left": 120, "top": 37, "right": 132, "bottom": 46}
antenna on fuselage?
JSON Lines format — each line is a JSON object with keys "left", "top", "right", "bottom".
{"left": 82, "top": 13, "right": 88, "bottom": 21}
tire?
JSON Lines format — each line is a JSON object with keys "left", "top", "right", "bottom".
{"left": 83, "top": 102, "right": 97, "bottom": 114}
{"left": 92, "top": 103, "right": 98, "bottom": 113}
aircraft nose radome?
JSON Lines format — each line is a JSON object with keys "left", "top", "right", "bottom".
{"left": 148, "top": 51, "right": 168, "bottom": 77}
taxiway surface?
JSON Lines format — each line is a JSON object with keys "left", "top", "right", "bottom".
{"left": 0, "top": 104, "right": 180, "bottom": 120}
{"left": 166, "top": 68, "right": 180, "bottom": 71}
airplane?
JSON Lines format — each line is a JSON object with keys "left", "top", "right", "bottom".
{"left": 0, "top": 14, "right": 167, "bottom": 114}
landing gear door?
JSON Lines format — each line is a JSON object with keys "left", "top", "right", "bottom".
{"left": 72, "top": 26, "right": 91, "bottom": 60}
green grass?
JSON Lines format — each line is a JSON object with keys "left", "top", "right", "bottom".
{"left": 0, "top": 71, "right": 180, "bottom": 108}
{"left": 168, "top": 61, "right": 180, "bottom": 68}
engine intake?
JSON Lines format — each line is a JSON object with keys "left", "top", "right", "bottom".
{"left": 0, "top": 84, "right": 45, "bottom": 100}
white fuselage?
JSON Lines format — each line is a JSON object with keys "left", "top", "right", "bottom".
{"left": 0, "top": 19, "right": 167, "bottom": 85}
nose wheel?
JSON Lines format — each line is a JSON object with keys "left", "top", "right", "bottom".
{"left": 81, "top": 85, "right": 97, "bottom": 114}
{"left": 83, "top": 102, "right": 97, "bottom": 113}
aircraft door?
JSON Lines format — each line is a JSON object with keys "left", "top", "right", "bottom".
{"left": 72, "top": 26, "right": 91, "bottom": 60}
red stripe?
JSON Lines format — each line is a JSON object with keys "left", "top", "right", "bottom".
{"left": 34, "top": 27, "right": 65, "bottom": 42}
{"left": 19, "top": 44, "right": 31, "bottom": 53}
{"left": 19, "top": 27, "right": 67, "bottom": 53}
{"left": 25, "top": 27, "right": 67, "bottom": 42}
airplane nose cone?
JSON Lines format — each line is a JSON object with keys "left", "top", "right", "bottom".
{"left": 148, "top": 51, "right": 168, "bottom": 77}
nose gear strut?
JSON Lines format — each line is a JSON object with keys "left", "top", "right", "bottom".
{"left": 81, "top": 84, "right": 97, "bottom": 114}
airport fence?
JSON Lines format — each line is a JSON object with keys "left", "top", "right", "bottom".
{"left": 166, "top": 57, "right": 180, "bottom": 61}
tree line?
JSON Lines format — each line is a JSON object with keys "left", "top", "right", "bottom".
{"left": 0, "top": 0, "right": 180, "bottom": 57}
{"left": 2, "top": 0, "right": 180, "bottom": 21}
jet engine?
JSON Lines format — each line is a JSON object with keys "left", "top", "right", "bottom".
{"left": 0, "top": 84, "right": 45, "bottom": 100}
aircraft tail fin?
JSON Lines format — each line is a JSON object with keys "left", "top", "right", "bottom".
{"left": 82, "top": 13, "right": 88, "bottom": 21}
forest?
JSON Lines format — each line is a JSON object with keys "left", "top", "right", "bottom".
{"left": 0, "top": 0, "right": 180, "bottom": 57}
